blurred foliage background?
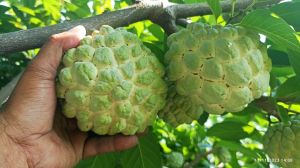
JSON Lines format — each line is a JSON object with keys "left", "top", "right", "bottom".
{"left": 1, "top": 0, "right": 300, "bottom": 167}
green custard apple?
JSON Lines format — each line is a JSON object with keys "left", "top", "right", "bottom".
{"left": 159, "top": 23, "right": 271, "bottom": 126}
{"left": 263, "top": 118, "right": 300, "bottom": 167}
{"left": 158, "top": 86, "right": 203, "bottom": 127}
{"left": 166, "top": 152, "right": 184, "bottom": 168}
{"left": 56, "top": 25, "right": 167, "bottom": 135}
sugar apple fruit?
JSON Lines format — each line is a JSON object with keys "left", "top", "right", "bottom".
{"left": 166, "top": 152, "right": 184, "bottom": 168}
{"left": 159, "top": 23, "right": 271, "bottom": 126}
{"left": 158, "top": 86, "right": 203, "bottom": 126}
{"left": 263, "top": 118, "right": 300, "bottom": 167}
{"left": 56, "top": 25, "right": 167, "bottom": 135}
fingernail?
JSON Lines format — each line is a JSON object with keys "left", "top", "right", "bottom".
{"left": 68, "top": 25, "right": 86, "bottom": 37}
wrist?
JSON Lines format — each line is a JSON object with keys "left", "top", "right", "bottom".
{"left": 0, "top": 113, "right": 29, "bottom": 168}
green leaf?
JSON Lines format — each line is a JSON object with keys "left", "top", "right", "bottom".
{"left": 276, "top": 76, "right": 300, "bottom": 99}
{"left": 226, "top": 105, "right": 264, "bottom": 125}
{"left": 269, "top": 73, "right": 280, "bottom": 90}
{"left": 268, "top": 49, "right": 290, "bottom": 66}
{"left": 120, "top": 131, "right": 162, "bottom": 168}
{"left": 271, "top": 66, "right": 295, "bottom": 77}
{"left": 11, "top": 5, "right": 30, "bottom": 27}
{"left": 0, "top": 5, "right": 10, "bottom": 14}
{"left": 42, "top": 0, "right": 61, "bottom": 20}
{"left": 206, "top": 0, "right": 222, "bottom": 21}
{"left": 217, "top": 140, "right": 258, "bottom": 158}
{"left": 22, "top": 0, "right": 35, "bottom": 8}
{"left": 287, "top": 49, "right": 300, "bottom": 80}
{"left": 64, "top": 2, "right": 90, "bottom": 19}
{"left": 14, "top": 4, "right": 35, "bottom": 16}
{"left": 148, "top": 24, "right": 165, "bottom": 41}
{"left": 240, "top": 9, "right": 300, "bottom": 76}
{"left": 143, "top": 42, "right": 165, "bottom": 64}
{"left": 75, "top": 153, "right": 118, "bottom": 168}
{"left": 175, "top": 123, "right": 206, "bottom": 147}
{"left": 277, "top": 105, "right": 290, "bottom": 124}
{"left": 183, "top": 0, "right": 206, "bottom": 4}
{"left": 207, "top": 121, "right": 249, "bottom": 140}
{"left": 240, "top": 9, "right": 300, "bottom": 52}
{"left": 271, "top": 2, "right": 300, "bottom": 31}
{"left": 229, "top": 151, "right": 240, "bottom": 168}
{"left": 198, "top": 112, "right": 209, "bottom": 125}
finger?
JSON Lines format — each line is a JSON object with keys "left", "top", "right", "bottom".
{"left": 28, "top": 25, "right": 86, "bottom": 80}
{"left": 83, "top": 135, "right": 138, "bottom": 159}
{"left": 4, "top": 26, "right": 86, "bottom": 134}
{"left": 37, "top": 25, "right": 86, "bottom": 73}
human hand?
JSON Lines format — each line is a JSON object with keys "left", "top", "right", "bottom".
{"left": 0, "top": 26, "right": 138, "bottom": 168}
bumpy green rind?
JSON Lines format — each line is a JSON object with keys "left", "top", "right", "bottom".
{"left": 159, "top": 23, "right": 271, "bottom": 126}
{"left": 166, "top": 152, "right": 184, "bottom": 168}
{"left": 263, "top": 119, "right": 300, "bottom": 168}
{"left": 57, "top": 25, "right": 167, "bottom": 135}
{"left": 158, "top": 86, "right": 203, "bottom": 127}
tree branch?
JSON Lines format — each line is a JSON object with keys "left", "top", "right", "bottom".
{"left": 0, "top": 0, "right": 280, "bottom": 54}
{"left": 254, "top": 96, "right": 280, "bottom": 119}
{"left": 176, "top": 18, "right": 189, "bottom": 27}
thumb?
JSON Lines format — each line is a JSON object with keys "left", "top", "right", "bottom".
{"left": 4, "top": 26, "right": 86, "bottom": 133}
{"left": 31, "top": 25, "right": 87, "bottom": 80}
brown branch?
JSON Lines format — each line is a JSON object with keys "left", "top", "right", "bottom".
{"left": 254, "top": 97, "right": 277, "bottom": 114}
{"left": 0, "top": 0, "right": 281, "bottom": 55}
{"left": 254, "top": 96, "right": 282, "bottom": 120}
{"left": 0, "top": 4, "right": 154, "bottom": 55}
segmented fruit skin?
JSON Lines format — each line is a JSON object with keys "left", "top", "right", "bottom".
{"left": 158, "top": 86, "right": 203, "bottom": 127}
{"left": 263, "top": 119, "right": 300, "bottom": 168}
{"left": 159, "top": 23, "right": 271, "bottom": 126}
{"left": 166, "top": 152, "right": 184, "bottom": 168}
{"left": 57, "top": 25, "right": 167, "bottom": 135}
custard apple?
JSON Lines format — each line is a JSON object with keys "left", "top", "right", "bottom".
{"left": 166, "top": 152, "right": 184, "bottom": 168}
{"left": 158, "top": 86, "right": 203, "bottom": 126}
{"left": 263, "top": 119, "right": 300, "bottom": 167}
{"left": 159, "top": 23, "right": 271, "bottom": 125}
{"left": 56, "top": 25, "right": 167, "bottom": 135}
